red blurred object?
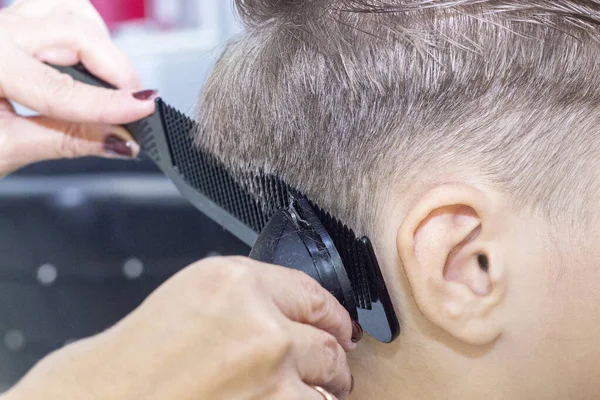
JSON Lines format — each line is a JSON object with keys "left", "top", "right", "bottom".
{"left": 90, "top": 0, "right": 146, "bottom": 30}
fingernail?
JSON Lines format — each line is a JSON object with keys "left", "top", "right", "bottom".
{"left": 350, "top": 375, "right": 355, "bottom": 393}
{"left": 132, "top": 89, "right": 158, "bottom": 101}
{"left": 351, "top": 320, "right": 363, "bottom": 343}
{"left": 104, "top": 134, "right": 136, "bottom": 159}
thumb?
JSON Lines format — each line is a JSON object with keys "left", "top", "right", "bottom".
{"left": 0, "top": 115, "right": 139, "bottom": 176}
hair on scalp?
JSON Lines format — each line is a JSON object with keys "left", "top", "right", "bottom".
{"left": 196, "top": 0, "right": 600, "bottom": 237}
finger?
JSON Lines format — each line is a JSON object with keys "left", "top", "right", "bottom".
{"left": 292, "top": 383, "right": 342, "bottom": 400}
{"left": 311, "top": 385, "right": 340, "bottom": 400}
{"left": 8, "top": 15, "right": 140, "bottom": 89}
{"left": 273, "top": 380, "right": 339, "bottom": 400}
{"left": 259, "top": 265, "right": 356, "bottom": 351}
{"left": 79, "top": 38, "right": 142, "bottom": 90}
{"left": 0, "top": 115, "right": 139, "bottom": 175}
{"left": 0, "top": 50, "right": 155, "bottom": 124}
{"left": 35, "top": 40, "right": 141, "bottom": 90}
{"left": 38, "top": 34, "right": 140, "bottom": 90}
{"left": 196, "top": 257, "right": 356, "bottom": 350}
{"left": 290, "top": 322, "right": 352, "bottom": 398}
{"left": 34, "top": 48, "right": 79, "bottom": 66}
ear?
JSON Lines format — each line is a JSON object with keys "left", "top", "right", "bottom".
{"left": 397, "top": 184, "right": 507, "bottom": 346}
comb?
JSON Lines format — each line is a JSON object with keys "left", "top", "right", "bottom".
{"left": 55, "top": 64, "right": 399, "bottom": 343}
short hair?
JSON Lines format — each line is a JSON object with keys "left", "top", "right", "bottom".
{"left": 196, "top": 0, "right": 600, "bottom": 238}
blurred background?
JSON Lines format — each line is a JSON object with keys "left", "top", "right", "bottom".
{"left": 0, "top": 0, "right": 248, "bottom": 391}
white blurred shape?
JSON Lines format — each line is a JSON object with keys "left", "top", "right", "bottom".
{"left": 123, "top": 257, "right": 144, "bottom": 279}
{"left": 37, "top": 263, "right": 58, "bottom": 286}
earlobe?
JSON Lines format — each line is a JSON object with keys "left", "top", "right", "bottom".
{"left": 397, "top": 184, "right": 507, "bottom": 346}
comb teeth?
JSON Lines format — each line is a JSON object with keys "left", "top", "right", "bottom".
{"left": 159, "top": 103, "right": 374, "bottom": 310}
{"left": 160, "top": 104, "right": 284, "bottom": 232}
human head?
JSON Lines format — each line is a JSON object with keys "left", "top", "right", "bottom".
{"left": 197, "top": 1, "right": 600, "bottom": 398}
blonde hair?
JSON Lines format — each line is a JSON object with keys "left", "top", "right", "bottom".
{"left": 197, "top": 0, "right": 600, "bottom": 236}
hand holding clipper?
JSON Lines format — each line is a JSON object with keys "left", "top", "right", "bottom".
{"left": 6, "top": 257, "right": 357, "bottom": 400}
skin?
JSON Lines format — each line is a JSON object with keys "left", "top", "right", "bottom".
{"left": 347, "top": 169, "right": 600, "bottom": 399}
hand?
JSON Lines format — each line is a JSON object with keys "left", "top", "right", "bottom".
{"left": 4, "top": 257, "right": 358, "bottom": 400}
{"left": 0, "top": 0, "right": 157, "bottom": 176}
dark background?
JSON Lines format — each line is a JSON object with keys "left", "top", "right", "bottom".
{"left": 0, "top": 158, "right": 249, "bottom": 391}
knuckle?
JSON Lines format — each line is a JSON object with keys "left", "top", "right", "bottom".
{"left": 184, "top": 256, "right": 257, "bottom": 294}
{"left": 192, "top": 256, "right": 248, "bottom": 277}
{"left": 40, "top": 72, "right": 75, "bottom": 115}
{"left": 296, "top": 274, "right": 330, "bottom": 320}
{"left": 320, "top": 333, "right": 345, "bottom": 382}
{"left": 264, "top": 328, "right": 293, "bottom": 361}
{"left": 57, "top": 124, "right": 87, "bottom": 158}
{"left": 96, "top": 91, "right": 119, "bottom": 125}
{"left": 214, "top": 257, "right": 254, "bottom": 281}
{"left": 293, "top": 270, "right": 348, "bottom": 330}
{"left": 226, "top": 255, "right": 255, "bottom": 266}
{"left": 262, "top": 316, "right": 292, "bottom": 347}
{"left": 329, "top": 307, "right": 347, "bottom": 334}
{"left": 246, "top": 321, "right": 292, "bottom": 366}
{"left": 49, "top": 71, "right": 75, "bottom": 97}
{"left": 191, "top": 255, "right": 228, "bottom": 269}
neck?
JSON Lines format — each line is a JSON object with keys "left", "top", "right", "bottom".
{"left": 348, "top": 331, "right": 504, "bottom": 400}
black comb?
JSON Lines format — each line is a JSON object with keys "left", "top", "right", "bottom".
{"left": 55, "top": 64, "right": 399, "bottom": 343}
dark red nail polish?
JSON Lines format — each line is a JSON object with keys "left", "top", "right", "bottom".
{"left": 132, "top": 89, "right": 157, "bottom": 101}
{"left": 351, "top": 320, "right": 363, "bottom": 343}
{"left": 104, "top": 134, "right": 134, "bottom": 159}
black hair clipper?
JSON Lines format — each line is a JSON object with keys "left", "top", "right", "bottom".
{"left": 54, "top": 64, "right": 400, "bottom": 343}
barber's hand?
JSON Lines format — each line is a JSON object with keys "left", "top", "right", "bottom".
{"left": 0, "top": 0, "right": 156, "bottom": 176}
{"left": 5, "top": 257, "right": 358, "bottom": 400}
